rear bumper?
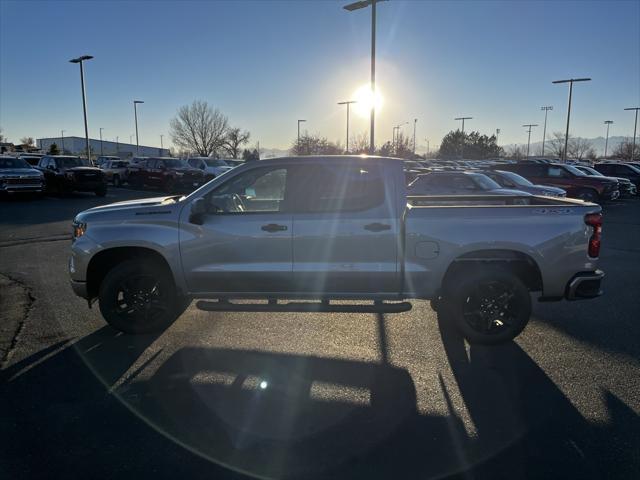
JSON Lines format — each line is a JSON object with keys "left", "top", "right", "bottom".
{"left": 565, "top": 270, "right": 604, "bottom": 300}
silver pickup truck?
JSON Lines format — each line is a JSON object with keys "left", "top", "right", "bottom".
{"left": 69, "top": 156, "right": 604, "bottom": 344}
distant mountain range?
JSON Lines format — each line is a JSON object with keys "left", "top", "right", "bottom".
{"left": 505, "top": 136, "right": 631, "bottom": 157}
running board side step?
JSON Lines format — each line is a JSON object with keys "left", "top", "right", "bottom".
{"left": 195, "top": 300, "right": 413, "bottom": 314}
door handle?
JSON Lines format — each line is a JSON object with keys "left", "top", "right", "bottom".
{"left": 261, "top": 223, "right": 288, "bottom": 232}
{"left": 364, "top": 222, "right": 391, "bottom": 232}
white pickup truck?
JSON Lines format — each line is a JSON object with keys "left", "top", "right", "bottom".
{"left": 69, "top": 156, "right": 604, "bottom": 344}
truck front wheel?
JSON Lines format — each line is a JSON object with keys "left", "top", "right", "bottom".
{"left": 442, "top": 268, "right": 531, "bottom": 344}
{"left": 98, "top": 259, "right": 189, "bottom": 334}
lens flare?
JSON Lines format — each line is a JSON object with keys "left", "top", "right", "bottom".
{"left": 352, "top": 84, "right": 383, "bottom": 118}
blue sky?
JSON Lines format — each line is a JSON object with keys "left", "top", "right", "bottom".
{"left": 1, "top": 0, "right": 638, "bottom": 152}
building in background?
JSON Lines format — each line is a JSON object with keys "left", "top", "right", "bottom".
{"left": 37, "top": 136, "right": 169, "bottom": 158}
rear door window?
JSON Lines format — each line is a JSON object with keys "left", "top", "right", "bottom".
{"left": 291, "top": 164, "right": 385, "bottom": 213}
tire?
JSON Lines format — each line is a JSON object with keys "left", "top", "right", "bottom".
{"left": 95, "top": 186, "right": 107, "bottom": 197}
{"left": 576, "top": 189, "right": 598, "bottom": 202}
{"left": 98, "top": 259, "right": 186, "bottom": 334}
{"left": 113, "top": 174, "right": 121, "bottom": 188}
{"left": 441, "top": 268, "right": 531, "bottom": 344}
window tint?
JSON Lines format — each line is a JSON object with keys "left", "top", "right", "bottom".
{"left": 208, "top": 167, "right": 288, "bottom": 213}
{"left": 547, "top": 166, "right": 568, "bottom": 178}
{"left": 292, "top": 164, "right": 384, "bottom": 213}
{"left": 147, "top": 159, "right": 157, "bottom": 168}
{"left": 614, "top": 165, "right": 634, "bottom": 175}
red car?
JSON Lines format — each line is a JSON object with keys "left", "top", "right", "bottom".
{"left": 127, "top": 157, "right": 205, "bottom": 193}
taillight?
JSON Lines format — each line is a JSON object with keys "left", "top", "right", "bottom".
{"left": 585, "top": 212, "right": 602, "bottom": 258}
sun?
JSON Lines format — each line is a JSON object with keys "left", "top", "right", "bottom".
{"left": 352, "top": 84, "right": 383, "bottom": 118}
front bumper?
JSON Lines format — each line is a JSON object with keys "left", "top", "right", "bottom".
{"left": 565, "top": 270, "right": 605, "bottom": 300}
{"left": 70, "top": 279, "right": 88, "bottom": 298}
{"left": 0, "top": 183, "right": 44, "bottom": 193}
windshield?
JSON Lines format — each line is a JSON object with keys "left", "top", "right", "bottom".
{"left": 205, "top": 159, "right": 230, "bottom": 167}
{"left": 57, "top": 157, "right": 84, "bottom": 168}
{"left": 163, "top": 159, "right": 188, "bottom": 168}
{"left": 498, "top": 170, "right": 534, "bottom": 186}
{"left": 565, "top": 165, "right": 586, "bottom": 176}
{"left": 470, "top": 173, "right": 501, "bottom": 190}
{"left": 0, "top": 157, "right": 31, "bottom": 169}
{"left": 580, "top": 166, "right": 602, "bottom": 176}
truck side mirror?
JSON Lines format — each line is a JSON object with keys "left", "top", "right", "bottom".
{"left": 189, "top": 197, "right": 207, "bottom": 225}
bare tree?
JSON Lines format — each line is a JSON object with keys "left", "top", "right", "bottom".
{"left": 169, "top": 101, "right": 229, "bottom": 157}
{"left": 348, "top": 131, "right": 370, "bottom": 154}
{"left": 612, "top": 139, "right": 640, "bottom": 160}
{"left": 0, "top": 127, "right": 5, "bottom": 143}
{"left": 546, "top": 131, "right": 567, "bottom": 159}
{"left": 222, "top": 127, "right": 250, "bottom": 158}
{"left": 20, "top": 136, "right": 34, "bottom": 146}
{"left": 291, "top": 133, "right": 342, "bottom": 156}
{"left": 506, "top": 145, "right": 526, "bottom": 161}
{"left": 567, "top": 137, "right": 593, "bottom": 161}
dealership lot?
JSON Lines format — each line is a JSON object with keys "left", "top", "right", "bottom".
{"left": 1, "top": 189, "right": 639, "bottom": 479}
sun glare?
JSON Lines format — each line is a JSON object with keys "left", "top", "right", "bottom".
{"left": 352, "top": 84, "right": 383, "bottom": 118}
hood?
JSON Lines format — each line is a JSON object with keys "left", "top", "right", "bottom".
{"left": 488, "top": 188, "right": 532, "bottom": 196}
{"left": 76, "top": 196, "right": 180, "bottom": 222}
{"left": 174, "top": 167, "right": 203, "bottom": 175}
{"left": 577, "top": 175, "right": 617, "bottom": 185}
{"left": 0, "top": 168, "right": 42, "bottom": 177}
{"left": 530, "top": 184, "right": 566, "bottom": 195}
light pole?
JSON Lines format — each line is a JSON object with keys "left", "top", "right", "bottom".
{"left": 69, "top": 55, "right": 94, "bottom": 163}
{"left": 129, "top": 134, "right": 134, "bottom": 144}
{"left": 455, "top": 116, "right": 472, "bottom": 158}
{"left": 540, "top": 106, "right": 553, "bottom": 156}
{"left": 297, "top": 119, "right": 306, "bottom": 148}
{"left": 624, "top": 107, "right": 639, "bottom": 161}
{"left": 552, "top": 78, "right": 591, "bottom": 162}
{"left": 116, "top": 136, "right": 119, "bottom": 154}
{"left": 61, "top": 130, "right": 65, "bottom": 154}
{"left": 133, "top": 100, "right": 144, "bottom": 155}
{"left": 160, "top": 134, "right": 164, "bottom": 152}
{"left": 393, "top": 122, "right": 408, "bottom": 154}
{"left": 338, "top": 101, "right": 357, "bottom": 153}
{"left": 412, "top": 118, "right": 417, "bottom": 155}
{"left": 344, "top": 0, "right": 387, "bottom": 154}
{"left": 604, "top": 120, "right": 613, "bottom": 158}
{"left": 495, "top": 128, "right": 500, "bottom": 146}
{"left": 99, "top": 127, "right": 104, "bottom": 155}
{"left": 523, "top": 124, "right": 539, "bottom": 158}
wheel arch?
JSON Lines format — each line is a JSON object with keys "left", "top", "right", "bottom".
{"left": 86, "top": 246, "right": 172, "bottom": 299}
{"left": 441, "top": 249, "right": 543, "bottom": 294}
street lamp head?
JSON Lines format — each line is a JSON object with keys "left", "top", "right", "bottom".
{"left": 69, "top": 55, "right": 93, "bottom": 63}
{"left": 552, "top": 78, "right": 591, "bottom": 84}
{"left": 338, "top": 100, "right": 357, "bottom": 105}
{"left": 541, "top": 106, "right": 553, "bottom": 111}
{"left": 134, "top": 100, "right": 144, "bottom": 104}
{"left": 454, "top": 116, "right": 473, "bottom": 120}
{"left": 624, "top": 107, "right": 640, "bottom": 111}
{"left": 604, "top": 120, "right": 614, "bottom": 124}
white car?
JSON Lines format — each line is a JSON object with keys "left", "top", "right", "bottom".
{"left": 187, "top": 157, "right": 233, "bottom": 179}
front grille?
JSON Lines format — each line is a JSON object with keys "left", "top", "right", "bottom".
{"left": 4, "top": 177, "right": 42, "bottom": 185}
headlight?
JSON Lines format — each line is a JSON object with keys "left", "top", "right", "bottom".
{"left": 72, "top": 221, "right": 87, "bottom": 239}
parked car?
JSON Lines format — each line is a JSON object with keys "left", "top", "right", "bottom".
{"left": 480, "top": 169, "right": 566, "bottom": 197}
{"left": 0, "top": 156, "right": 45, "bottom": 195}
{"left": 407, "top": 171, "right": 529, "bottom": 196}
{"left": 186, "top": 157, "right": 233, "bottom": 180}
{"left": 99, "top": 159, "right": 130, "bottom": 187}
{"left": 127, "top": 157, "right": 205, "bottom": 193}
{"left": 69, "top": 156, "right": 605, "bottom": 345}
{"left": 592, "top": 162, "right": 640, "bottom": 191}
{"left": 495, "top": 162, "right": 619, "bottom": 202}
{"left": 95, "top": 155, "right": 121, "bottom": 168}
{"left": 37, "top": 155, "right": 107, "bottom": 196}
{"left": 574, "top": 165, "right": 637, "bottom": 197}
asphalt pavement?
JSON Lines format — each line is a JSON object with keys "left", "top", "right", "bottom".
{"left": 1, "top": 188, "right": 639, "bottom": 479}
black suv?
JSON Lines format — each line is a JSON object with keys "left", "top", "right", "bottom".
{"left": 593, "top": 163, "right": 640, "bottom": 191}
{"left": 38, "top": 156, "right": 107, "bottom": 196}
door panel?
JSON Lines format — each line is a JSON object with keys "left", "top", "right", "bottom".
{"left": 289, "top": 163, "right": 399, "bottom": 295}
{"left": 181, "top": 213, "right": 292, "bottom": 293}
{"left": 181, "top": 165, "right": 293, "bottom": 294}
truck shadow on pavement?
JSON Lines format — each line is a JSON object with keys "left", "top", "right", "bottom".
{"left": 1, "top": 318, "right": 638, "bottom": 479}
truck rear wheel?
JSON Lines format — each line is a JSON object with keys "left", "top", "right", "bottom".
{"left": 442, "top": 268, "right": 531, "bottom": 344}
{"left": 98, "top": 259, "right": 188, "bottom": 334}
